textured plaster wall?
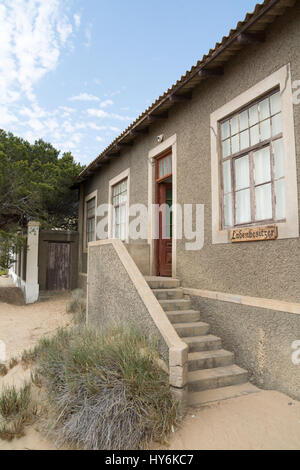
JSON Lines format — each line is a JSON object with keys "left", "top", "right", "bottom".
{"left": 191, "top": 296, "right": 300, "bottom": 400}
{"left": 87, "top": 243, "right": 169, "bottom": 362}
{"left": 79, "top": 6, "right": 300, "bottom": 302}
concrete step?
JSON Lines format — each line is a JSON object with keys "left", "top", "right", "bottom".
{"left": 159, "top": 299, "right": 192, "bottom": 311}
{"left": 152, "top": 288, "right": 183, "bottom": 300}
{"left": 188, "top": 383, "right": 260, "bottom": 407}
{"left": 167, "top": 310, "right": 201, "bottom": 324}
{"left": 175, "top": 321, "right": 210, "bottom": 338}
{"left": 188, "top": 365, "right": 248, "bottom": 392}
{"left": 145, "top": 276, "right": 180, "bottom": 289}
{"left": 184, "top": 335, "right": 222, "bottom": 352}
{"left": 188, "top": 349, "right": 234, "bottom": 371}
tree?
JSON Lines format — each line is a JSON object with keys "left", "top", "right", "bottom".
{"left": 0, "top": 230, "right": 26, "bottom": 270}
{"left": 0, "top": 130, "right": 84, "bottom": 231}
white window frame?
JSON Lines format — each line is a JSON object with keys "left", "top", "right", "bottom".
{"left": 83, "top": 190, "right": 97, "bottom": 253}
{"left": 108, "top": 168, "right": 130, "bottom": 242}
{"left": 210, "top": 64, "right": 299, "bottom": 244}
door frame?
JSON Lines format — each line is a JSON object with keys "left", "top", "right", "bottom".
{"left": 148, "top": 134, "right": 177, "bottom": 277}
{"left": 155, "top": 159, "right": 172, "bottom": 276}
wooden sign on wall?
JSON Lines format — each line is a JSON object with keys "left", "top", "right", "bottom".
{"left": 230, "top": 225, "right": 278, "bottom": 243}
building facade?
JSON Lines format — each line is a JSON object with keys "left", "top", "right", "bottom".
{"left": 76, "top": 0, "right": 300, "bottom": 400}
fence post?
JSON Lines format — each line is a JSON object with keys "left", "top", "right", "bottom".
{"left": 25, "top": 221, "right": 40, "bottom": 303}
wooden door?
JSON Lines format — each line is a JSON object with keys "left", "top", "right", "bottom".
{"left": 46, "top": 242, "right": 71, "bottom": 291}
{"left": 157, "top": 183, "right": 172, "bottom": 277}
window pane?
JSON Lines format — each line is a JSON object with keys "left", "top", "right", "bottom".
{"left": 222, "top": 139, "right": 231, "bottom": 158}
{"left": 231, "top": 134, "right": 239, "bottom": 154}
{"left": 120, "top": 205, "right": 126, "bottom": 224}
{"left": 255, "top": 183, "right": 272, "bottom": 221}
{"left": 259, "top": 98, "right": 270, "bottom": 120}
{"left": 224, "top": 193, "right": 233, "bottom": 227}
{"left": 250, "top": 124, "right": 260, "bottom": 146}
{"left": 275, "top": 179, "right": 286, "bottom": 220}
{"left": 260, "top": 119, "right": 271, "bottom": 140}
{"left": 273, "top": 138, "right": 285, "bottom": 179}
{"left": 254, "top": 147, "right": 271, "bottom": 185}
{"left": 272, "top": 113, "right": 282, "bottom": 136}
{"left": 240, "top": 129, "right": 249, "bottom": 150}
{"left": 249, "top": 104, "right": 259, "bottom": 126}
{"left": 221, "top": 121, "right": 230, "bottom": 140}
{"left": 167, "top": 155, "right": 172, "bottom": 174}
{"left": 235, "top": 155, "right": 249, "bottom": 190}
{"left": 159, "top": 160, "right": 163, "bottom": 177}
{"left": 236, "top": 189, "right": 251, "bottom": 224}
{"left": 223, "top": 160, "right": 231, "bottom": 194}
{"left": 239, "top": 110, "right": 248, "bottom": 131}
{"left": 270, "top": 91, "right": 281, "bottom": 115}
{"left": 159, "top": 155, "right": 172, "bottom": 178}
{"left": 230, "top": 116, "right": 239, "bottom": 135}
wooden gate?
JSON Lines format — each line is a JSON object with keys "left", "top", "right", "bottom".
{"left": 46, "top": 242, "right": 71, "bottom": 291}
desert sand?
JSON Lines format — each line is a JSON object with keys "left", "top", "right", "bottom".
{"left": 0, "top": 277, "right": 71, "bottom": 361}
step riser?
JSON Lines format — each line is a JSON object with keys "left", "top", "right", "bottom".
{"left": 176, "top": 324, "right": 210, "bottom": 337}
{"left": 146, "top": 280, "right": 180, "bottom": 289}
{"left": 167, "top": 312, "right": 201, "bottom": 324}
{"left": 159, "top": 300, "right": 192, "bottom": 311}
{"left": 153, "top": 290, "right": 183, "bottom": 300}
{"left": 186, "top": 337, "right": 222, "bottom": 352}
{"left": 188, "top": 372, "right": 248, "bottom": 392}
{"left": 188, "top": 355, "right": 234, "bottom": 371}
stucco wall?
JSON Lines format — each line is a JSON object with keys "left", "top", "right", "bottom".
{"left": 191, "top": 295, "right": 300, "bottom": 400}
{"left": 79, "top": 5, "right": 300, "bottom": 302}
{"left": 87, "top": 242, "right": 169, "bottom": 362}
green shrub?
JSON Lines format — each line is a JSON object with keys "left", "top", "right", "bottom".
{"left": 0, "top": 269, "right": 8, "bottom": 276}
{"left": 33, "top": 324, "right": 179, "bottom": 450}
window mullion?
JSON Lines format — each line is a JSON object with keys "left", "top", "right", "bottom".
{"left": 270, "top": 141, "right": 276, "bottom": 221}
{"left": 231, "top": 157, "right": 236, "bottom": 227}
{"left": 249, "top": 152, "right": 255, "bottom": 223}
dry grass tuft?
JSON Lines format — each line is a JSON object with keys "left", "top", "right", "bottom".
{"left": 66, "top": 289, "right": 86, "bottom": 324}
{"left": 0, "top": 364, "right": 8, "bottom": 377}
{"left": 0, "top": 383, "right": 37, "bottom": 441}
{"left": 30, "top": 324, "right": 179, "bottom": 450}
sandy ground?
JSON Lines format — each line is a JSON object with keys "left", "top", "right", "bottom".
{"left": 0, "top": 277, "right": 71, "bottom": 450}
{"left": 0, "top": 277, "right": 72, "bottom": 361}
{"left": 164, "top": 391, "right": 300, "bottom": 450}
{"left": 0, "top": 276, "right": 300, "bottom": 450}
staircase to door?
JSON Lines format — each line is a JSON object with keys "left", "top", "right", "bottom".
{"left": 145, "top": 276, "right": 258, "bottom": 406}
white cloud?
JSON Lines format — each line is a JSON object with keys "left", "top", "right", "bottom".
{"left": 0, "top": 107, "right": 19, "bottom": 126}
{"left": 87, "top": 108, "right": 133, "bottom": 122}
{"left": 28, "top": 118, "right": 44, "bottom": 132}
{"left": 96, "top": 136, "right": 104, "bottom": 142}
{"left": 100, "top": 99, "right": 113, "bottom": 108}
{"left": 69, "top": 93, "right": 100, "bottom": 102}
{"left": 87, "top": 108, "right": 108, "bottom": 118}
{"left": 0, "top": 0, "right": 74, "bottom": 104}
{"left": 74, "top": 13, "right": 81, "bottom": 29}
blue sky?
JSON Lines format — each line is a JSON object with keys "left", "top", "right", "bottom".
{"left": 0, "top": 0, "right": 259, "bottom": 165}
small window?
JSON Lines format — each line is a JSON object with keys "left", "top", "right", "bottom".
{"left": 112, "top": 179, "right": 128, "bottom": 241}
{"left": 86, "top": 197, "right": 96, "bottom": 246}
{"left": 220, "top": 90, "right": 285, "bottom": 228}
